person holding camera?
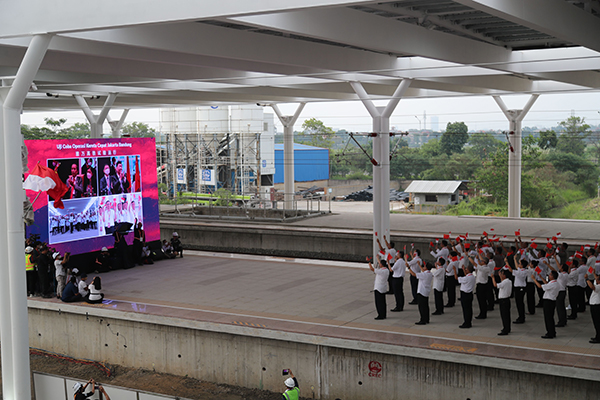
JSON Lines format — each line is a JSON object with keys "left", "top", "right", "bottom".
{"left": 282, "top": 368, "right": 299, "bottom": 400}
{"left": 53, "top": 251, "right": 70, "bottom": 299}
{"left": 73, "top": 379, "right": 111, "bottom": 400}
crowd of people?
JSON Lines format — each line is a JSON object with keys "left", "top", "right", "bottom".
{"left": 98, "top": 194, "right": 142, "bottom": 236}
{"left": 25, "top": 229, "right": 185, "bottom": 300}
{"left": 49, "top": 210, "right": 97, "bottom": 236}
{"left": 368, "top": 233, "right": 600, "bottom": 344}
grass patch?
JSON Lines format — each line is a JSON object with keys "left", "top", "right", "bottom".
{"left": 547, "top": 197, "right": 600, "bottom": 220}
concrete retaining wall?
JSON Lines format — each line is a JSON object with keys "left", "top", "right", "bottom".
{"left": 28, "top": 303, "right": 600, "bottom": 400}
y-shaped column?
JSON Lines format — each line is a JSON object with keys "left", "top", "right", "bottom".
{"left": 107, "top": 109, "right": 130, "bottom": 137}
{"left": 270, "top": 103, "right": 305, "bottom": 209}
{"left": 75, "top": 93, "right": 118, "bottom": 138}
{"left": 351, "top": 80, "right": 411, "bottom": 256}
{"left": 493, "top": 94, "right": 539, "bottom": 218}
{"left": 0, "top": 34, "right": 51, "bottom": 400}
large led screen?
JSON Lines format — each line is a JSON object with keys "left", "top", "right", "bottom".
{"left": 25, "top": 138, "right": 159, "bottom": 255}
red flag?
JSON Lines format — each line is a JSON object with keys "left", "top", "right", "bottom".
{"left": 589, "top": 266, "right": 595, "bottom": 275}
{"left": 546, "top": 242, "right": 552, "bottom": 249}
{"left": 134, "top": 156, "right": 141, "bottom": 192}
{"left": 464, "top": 243, "right": 471, "bottom": 249}
{"left": 556, "top": 232, "right": 561, "bottom": 238}
{"left": 451, "top": 256, "right": 458, "bottom": 262}
{"left": 515, "top": 229, "right": 520, "bottom": 236}
{"left": 551, "top": 236, "right": 557, "bottom": 242}
{"left": 483, "top": 231, "right": 488, "bottom": 237}
{"left": 595, "top": 242, "right": 599, "bottom": 250}
{"left": 443, "top": 233, "right": 450, "bottom": 239}
{"left": 535, "top": 266, "right": 542, "bottom": 275}
{"left": 430, "top": 241, "right": 434, "bottom": 247}
{"left": 387, "top": 252, "right": 393, "bottom": 262}
{"left": 23, "top": 163, "right": 68, "bottom": 209}
{"left": 530, "top": 242, "right": 538, "bottom": 249}
{"left": 580, "top": 245, "right": 584, "bottom": 252}
{"left": 379, "top": 250, "right": 385, "bottom": 257}
{"left": 566, "top": 261, "right": 572, "bottom": 266}
{"left": 575, "top": 251, "right": 583, "bottom": 259}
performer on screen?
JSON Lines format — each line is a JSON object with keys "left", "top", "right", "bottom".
{"left": 100, "top": 164, "right": 117, "bottom": 196}
{"left": 65, "top": 163, "right": 83, "bottom": 199}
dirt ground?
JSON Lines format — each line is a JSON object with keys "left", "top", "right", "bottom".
{"left": 1, "top": 352, "right": 310, "bottom": 400}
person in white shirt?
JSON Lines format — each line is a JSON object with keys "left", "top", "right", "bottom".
{"left": 576, "top": 260, "right": 589, "bottom": 313}
{"left": 526, "top": 260, "right": 539, "bottom": 316}
{"left": 544, "top": 255, "right": 568, "bottom": 327}
{"left": 406, "top": 249, "right": 422, "bottom": 305}
{"left": 368, "top": 256, "right": 390, "bottom": 320}
{"left": 469, "top": 253, "right": 491, "bottom": 320}
{"left": 587, "top": 271, "right": 600, "bottom": 344}
{"left": 430, "top": 240, "right": 450, "bottom": 262}
{"left": 53, "top": 251, "right": 70, "bottom": 299}
{"left": 567, "top": 259, "right": 580, "bottom": 320}
{"left": 408, "top": 261, "right": 433, "bottom": 325}
{"left": 586, "top": 248, "right": 597, "bottom": 304}
{"left": 377, "top": 236, "right": 397, "bottom": 294}
{"left": 507, "top": 256, "right": 529, "bottom": 324}
{"left": 431, "top": 258, "right": 446, "bottom": 316}
{"left": 85, "top": 276, "right": 104, "bottom": 304}
{"left": 455, "top": 264, "right": 476, "bottom": 328}
{"left": 445, "top": 251, "right": 460, "bottom": 308}
{"left": 390, "top": 251, "right": 406, "bottom": 312}
{"left": 532, "top": 270, "right": 560, "bottom": 339}
{"left": 78, "top": 274, "right": 90, "bottom": 299}
{"left": 492, "top": 269, "right": 512, "bottom": 335}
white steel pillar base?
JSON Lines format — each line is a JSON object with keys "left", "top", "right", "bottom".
{"left": 75, "top": 93, "right": 118, "bottom": 138}
{"left": 270, "top": 103, "right": 305, "bottom": 210}
{"left": 0, "top": 34, "right": 52, "bottom": 400}
{"left": 107, "top": 108, "right": 130, "bottom": 137}
{"left": 493, "top": 94, "right": 539, "bottom": 218}
{"left": 351, "top": 80, "right": 411, "bottom": 256}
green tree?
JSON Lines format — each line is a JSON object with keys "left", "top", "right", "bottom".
{"left": 556, "top": 116, "right": 590, "bottom": 154}
{"left": 538, "top": 130, "right": 558, "bottom": 150}
{"left": 390, "top": 147, "right": 431, "bottom": 179}
{"left": 439, "top": 122, "right": 469, "bottom": 155}
{"left": 301, "top": 118, "right": 334, "bottom": 149}
{"left": 21, "top": 118, "right": 90, "bottom": 140}
{"left": 122, "top": 121, "right": 157, "bottom": 138}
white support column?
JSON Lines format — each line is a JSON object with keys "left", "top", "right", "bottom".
{"left": 107, "top": 108, "right": 130, "bottom": 137}
{"left": 74, "top": 93, "right": 118, "bottom": 138}
{"left": 0, "top": 34, "right": 52, "bottom": 400}
{"left": 351, "top": 80, "right": 411, "bottom": 257}
{"left": 270, "top": 103, "right": 305, "bottom": 209}
{"left": 493, "top": 94, "right": 539, "bottom": 218}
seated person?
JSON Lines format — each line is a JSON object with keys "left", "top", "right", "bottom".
{"left": 171, "top": 232, "right": 183, "bottom": 257}
{"left": 61, "top": 276, "right": 82, "bottom": 302}
{"left": 140, "top": 245, "right": 155, "bottom": 264}
{"left": 161, "top": 240, "right": 176, "bottom": 259}
{"left": 94, "top": 247, "right": 113, "bottom": 273}
{"left": 78, "top": 274, "right": 90, "bottom": 300}
{"left": 86, "top": 276, "right": 104, "bottom": 304}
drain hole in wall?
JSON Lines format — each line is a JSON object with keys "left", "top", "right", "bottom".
{"left": 358, "top": 381, "right": 362, "bottom": 385}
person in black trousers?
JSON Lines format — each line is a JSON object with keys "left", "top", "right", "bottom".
{"left": 492, "top": 269, "right": 512, "bottom": 335}
{"left": 533, "top": 270, "right": 560, "bottom": 339}
{"left": 408, "top": 261, "right": 433, "bottom": 325}
{"left": 406, "top": 249, "right": 422, "bottom": 305}
{"left": 525, "top": 260, "right": 538, "bottom": 315}
{"left": 567, "top": 259, "right": 580, "bottom": 320}
{"left": 455, "top": 264, "right": 475, "bottom": 328}
{"left": 587, "top": 271, "right": 600, "bottom": 344}
{"left": 390, "top": 251, "right": 406, "bottom": 312}
{"left": 507, "top": 257, "right": 528, "bottom": 324}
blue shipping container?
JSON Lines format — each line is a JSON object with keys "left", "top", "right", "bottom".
{"left": 274, "top": 143, "right": 329, "bottom": 183}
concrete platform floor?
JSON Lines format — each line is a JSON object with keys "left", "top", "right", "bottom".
{"left": 33, "top": 251, "right": 600, "bottom": 375}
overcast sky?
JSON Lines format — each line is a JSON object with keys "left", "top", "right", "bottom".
{"left": 21, "top": 91, "right": 600, "bottom": 134}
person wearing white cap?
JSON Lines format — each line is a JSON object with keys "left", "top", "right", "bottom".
{"left": 171, "top": 232, "right": 183, "bottom": 258}
{"left": 54, "top": 251, "right": 70, "bottom": 299}
{"left": 94, "top": 247, "right": 113, "bottom": 273}
{"left": 281, "top": 369, "right": 299, "bottom": 400}
{"left": 72, "top": 378, "right": 94, "bottom": 400}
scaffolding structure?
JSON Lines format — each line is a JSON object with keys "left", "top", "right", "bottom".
{"left": 157, "top": 132, "right": 262, "bottom": 198}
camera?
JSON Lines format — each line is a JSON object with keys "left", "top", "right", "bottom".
{"left": 282, "top": 369, "right": 289, "bottom": 376}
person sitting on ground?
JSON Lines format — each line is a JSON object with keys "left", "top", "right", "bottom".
{"left": 140, "top": 244, "right": 155, "bottom": 264}
{"left": 72, "top": 379, "right": 95, "bottom": 400}
{"left": 86, "top": 276, "right": 104, "bottom": 304}
{"left": 171, "top": 232, "right": 183, "bottom": 257}
{"left": 281, "top": 369, "right": 299, "bottom": 400}
{"left": 161, "top": 240, "right": 176, "bottom": 259}
{"left": 61, "top": 276, "right": 82, "bottom": 302}
{"left": 78, "top": 273, "right": 90, "bottom": 300}
{"left": 94, "top": 247, "right": 113, "bottom": 273}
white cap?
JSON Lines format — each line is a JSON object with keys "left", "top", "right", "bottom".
{"left": 284, "top": 378, "right": 295, "bottom": 388}
{"left": 52, "top": 252, "right": 60, "bottom": 260}
{"left": 72, "top": 383, "right": 82, "bottom": 393}
{"left": 101, "top": 247, "right": 108, "bottom": 252}
{"left": 25, "top": 246, "right": 33, "bottom": 254}
{"left": 173, "top": 232, "right": 179, "bottom": 237}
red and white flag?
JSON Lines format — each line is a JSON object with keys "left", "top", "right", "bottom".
{"left": 515, "top": 229, "right": 521, "bottom": 237}
{"left": 23, "top": 163, "right": 68, "bottom": 209}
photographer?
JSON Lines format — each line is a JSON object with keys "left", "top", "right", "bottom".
{"left": 281, "top": 368, "right": 299, "bottom": 400}
{"left": 72, "top": 379, "right": 95, "bottom": 400}
{"left": 54, "top": 251, "right": 70, "bottom": 299}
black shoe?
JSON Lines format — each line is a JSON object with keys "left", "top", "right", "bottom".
{"left": 541, "top": 334, "right": 555, "bottom": 339}
{"left": 374, "top": 316, "right": 385, "bottom": 320}
{"left": 432, "top": 311, "right": 443, "bottom": 315}
{"left": 459, "top": 324, "right": 471, "bottom": 329}
{"left": 385, "top": 291, "right": 394, "bottom": 295}
{"left": 408, "top": 301, "right": 418, "bottom": 305}
{"left": 444, "top": 304, "right": 454, "bottom": 308}
{"left": 535, "top": 304, "right": 544, "bottom": 308}
{"left": 475, "top": 315, "right": 486, "bottom": 320}
{"left": 590, "top": 338, "right": 600, "bottom": 344}
{"left": 390, "top": 308, "right": 403, "bottom": 312}
{"left": 567, "top": 315, "right": 577, "bottom": 320}
{"left": 556, "top": 323, "right": 566, "bottom": 328}
{"left": 415, "top": 321, "right": 427, "bottom": 325}
{"left": 513, "top": 320, "right": 525, "bottom": 324}
{"left": 498, "top": 331, "right": 509, "bottom": 336}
